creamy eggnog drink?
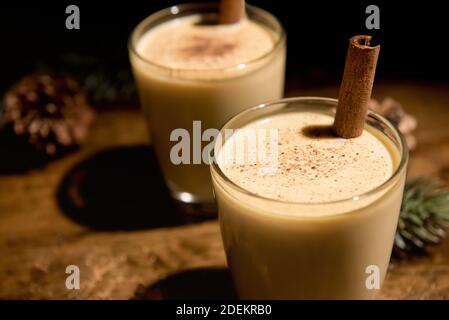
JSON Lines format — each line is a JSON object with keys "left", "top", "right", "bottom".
{"left": 129, "top": 3, "right": 285, "bottom": 212}
{"left": 211, "top": 97, "right": 408, "bottom": 299}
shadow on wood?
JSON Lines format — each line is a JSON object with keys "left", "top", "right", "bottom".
{"left": 56, "top": 145, "right": 185, "bottom": 231}
{"left": 133, "top": 267, "right": 237, "bottom": 300}
{"left": 0, "top": 123, "right": 78, "bottom": 174}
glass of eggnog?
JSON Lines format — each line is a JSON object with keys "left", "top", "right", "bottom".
{"left": 211, "top": 97, "right": 408, "bottom": 299}
{"left": 129, "top": 3, "right": 286, "bottom": 215}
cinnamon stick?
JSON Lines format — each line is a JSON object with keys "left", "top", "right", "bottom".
{"left": 219, "top": 0, "right": 245, "bottom": 24}
{"left": 333, "top": 35, "right": 380, "bottom": 138}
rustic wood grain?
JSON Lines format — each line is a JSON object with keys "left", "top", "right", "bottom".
{"left": 1, "top": 81, "right": 449, "bottom": 299}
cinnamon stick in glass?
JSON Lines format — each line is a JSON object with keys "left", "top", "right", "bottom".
{"left": 219, "top": 0, "right": 245, "bottom": 24}
{"left": 333, "top": 35, "right": 380, "bottom": 138}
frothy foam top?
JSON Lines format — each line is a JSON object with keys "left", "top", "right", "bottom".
{"left": 136, "top": 15, "right": 275, "bottom": 70}
{"left": 218, "top": 111, "right": 396, "bottom": 204}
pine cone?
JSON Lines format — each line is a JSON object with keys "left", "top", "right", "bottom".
{"left": 369, "top": 97, "right": 417, "bottom": 150}
{"left": 2, "top": 73, "right": 95, "bottom": 156}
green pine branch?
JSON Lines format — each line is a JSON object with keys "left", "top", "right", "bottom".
{"left": 395, "top": 177, "right": 449, "bottom": 257}
{"left": 35, "top": 52, "right": 136, "bottom": 105}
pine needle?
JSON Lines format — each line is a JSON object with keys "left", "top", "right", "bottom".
{"left": 395, "top": 177, "right": 449, "bottom": 257}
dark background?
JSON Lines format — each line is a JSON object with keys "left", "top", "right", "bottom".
{"left": 0, "top": 0, "right": 448, "bottom": 93}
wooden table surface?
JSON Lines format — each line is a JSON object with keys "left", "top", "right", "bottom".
{"left": 1, "top": 81, "right": 449, "bottom": 299}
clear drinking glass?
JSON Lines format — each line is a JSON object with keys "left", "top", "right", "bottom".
{"left": 211, "top": 97, "right": 408, "bottom": 299}
{"left": 129, "top": 3, "right": 286, "bottom": 215}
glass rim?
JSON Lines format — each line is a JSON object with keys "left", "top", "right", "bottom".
{"left": 210, "top": 96, "right": 409, "bottom": 206}
{"left": 128, "top": 2, "right": 286, "bottom": 75}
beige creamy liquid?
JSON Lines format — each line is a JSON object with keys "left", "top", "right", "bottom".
{"left": 219, "top": 111, "right": 395, "bottom": 206}
{"left": 131, "top": 13, "right": 285, "bottom": 204}
{"left": 138, "top": 15, "right": 275, "bottom": 72}
{"left": 212, "top": 107, "right": 406, "bottom": 299}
